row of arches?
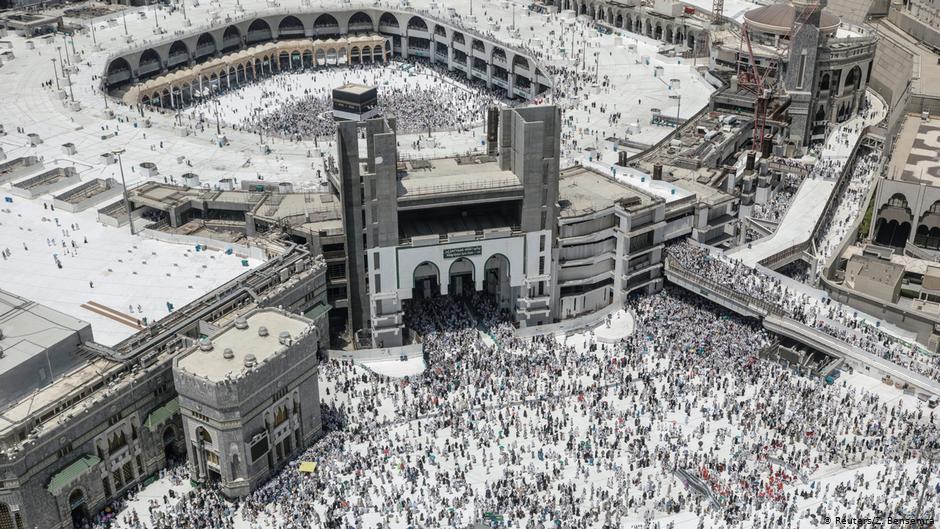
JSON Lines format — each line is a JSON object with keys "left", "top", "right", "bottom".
{"left": 136, "top": 41, "right": 389, "bottom": 108}
{"left": 411, "top": 255, "right": 511, "bottom": 301}
{"left": 874, "top": 193, "right": 940, "bottom": 250}
{"left": 106, "top": 10, "right": 541, "bottom": 87}
{"left": 560, "top": 0, "right": 702, "bottom": 49}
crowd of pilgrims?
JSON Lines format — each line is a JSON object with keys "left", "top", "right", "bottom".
{"left": 750, "top": 172, "right": 802, "bottom": 224}
{"left": 666, "top": 240, "right": 940, "bottom": 385}
{"left": 89, "top": 285, "right": 939, "bottom": 529}
{"left": 183, "top": 60, "right": 502, "bottom": 141}
{"left": 745, "top": 95, "right": 880, "bottom": 251}
{"left": 813, "top": 150, "right": 881, "bottom": 276}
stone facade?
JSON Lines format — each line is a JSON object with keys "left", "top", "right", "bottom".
{"left": 173, "top": 309, "right": 321, "bottom": 498}
{"left": 0, "top": 247, "right": 327, "bottom": 529}
{"left": 103, "top": 8, "right": 554, "bottom": 101}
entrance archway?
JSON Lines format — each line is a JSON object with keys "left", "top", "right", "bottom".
{"left": 413, "top": 262, "right": 440, "bottom": 299}
{"left": 163, "top": 425, "right": 179, "bottom": 463}
{"left": 448, "top": 258, "right": 475, "bottom": 297}
{"left": 484, "top": 254, "right": 511, "bottom": 310}
{"left": 68, "top": 489, "right": 88, "bottom": 529}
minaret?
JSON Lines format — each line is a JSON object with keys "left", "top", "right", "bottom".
{"left": 784, "top": 0, "right": 826, "bottom": 147}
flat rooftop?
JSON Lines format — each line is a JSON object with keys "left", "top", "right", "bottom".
{"left": 397, "top": 156, "right": 521, "bottom": 199}
{"left": 0, "top": 290, "right": 89, "bottom": 376}
{"left": 876, "top": 18, "right": 940, "bottom": 99}
{"left": 0, "top": 356, "right": 119, "bottom": 444}
{"left": 335, "top": 83, "right": 376, "bottom": 96}
{"left": 253, "top": 192, "right": 341, "bottom": 223}
{"left": 558, "top": 167, "right": 657, "bottom": 217}
{"left": 176, "top": 309, "right": 311, "bottom": 382}
{"left": 888, "top": 114, "right": 940, "bottom": 186}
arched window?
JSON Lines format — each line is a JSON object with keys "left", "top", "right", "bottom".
{"left": 888, "top": 193, "right": 909, "bottom": 208}
{"left": 407, "top": 16, "right": 428, "bottom": 31}
{"left": 273, "top": 405, "right": 289, "bottom": 427}
{"left": 379, "top": 12, "right": 399, "bottom": 28}
{"left": 108, "top": 431, "right": 127, "bottom": 454}
{"left": 0, "top": 503, "right": 24, "bottom": 529}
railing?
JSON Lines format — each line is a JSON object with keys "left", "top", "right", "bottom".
{"left": 626, "top": 104, "right": 714, "bottom": 166}
{"left": 664, "top": 257, "right": 789, "bottom": 318}
{"left": 399, "top": 177, "right": 521, "bottom": 198}
{"left": 398, "top": 225, "right": 521, "bottom": 247}
{"left": 760, "top": 91, "right": 886, "bottom": 270}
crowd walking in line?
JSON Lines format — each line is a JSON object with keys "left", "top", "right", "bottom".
{"left": 667, "top": 240, "right": 940, "bottom": 385}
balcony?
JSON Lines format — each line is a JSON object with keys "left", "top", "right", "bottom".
{"left": 560, "top": 251, "right": 616, "bottom": 268}
{"left": 559, "top": 226, "right": 618, "bottom": 245}
{"left": 627, "top": 242, "right": 662, "bottom": 258}
{"left": 558, "top": 269, "right": 613, "bottom": 288}
{"left": 518, "top": 295, "right": 551, "bottom": 309}
{"left": 398, "top": 226, "right": 521, "bottom": 247}
{"left": 372, "top": 312, "right": 403, "bottom": 328}
{"left": 518, "top": 305, "right": 551, "bottom": 318}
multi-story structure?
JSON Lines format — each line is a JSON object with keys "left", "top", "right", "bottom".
{"left": 0, "top": 246, "right": 327, "bottom": 529}
{"left": 0, "top": 291, "right": 91, "bottom": 409}
{"left": 555, "top": 168, "right": 667, "bottom": 318}
{"left": 871, "top": 115, "right": 940, "bottom": 254}
{"left": 336, "top": 106, "right": 559, "bottom": 347}
{"left": 173, "top": 308, "right": 321, "bottom": 498}
{"left": 711, "top": 0, "right": 877, "bottom": 147}
{"left": 104, "top": 9, "right": 554, "bottom": 102}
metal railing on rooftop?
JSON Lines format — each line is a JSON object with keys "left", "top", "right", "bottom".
{"left": 399, "top": 176, "right": 520, "bottom": 198}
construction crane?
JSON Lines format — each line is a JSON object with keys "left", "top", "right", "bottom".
{"left": 736, "top": 22, "right": 773, "bottom": 153}
{"left": 736, "top": 1, "right": 822, "bottom": 153}
{"left": 712, "top": 0, "right": 724, "bottom": 24}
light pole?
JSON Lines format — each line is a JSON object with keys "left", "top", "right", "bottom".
{"left": 51, "top": 58, "right": 60, "bottom": 90}
{"left": 56, "top": 46, "right": 64, "bottom": 76}
{"left": 61, "top": 34, "right": 71, "bottom": 66}
{"left": 676, "top": 94, "right": 681, "bottom": 128}
{"left": 122, "top": 8, "right": 128, "bottom": 36}
{"left": 64, "top": 67, "right": 75, "bottom": 102}
{"left": 113, "top": 149, "right": 135, "bottom": 236}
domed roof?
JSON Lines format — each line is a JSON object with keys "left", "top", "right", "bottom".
{"left": 743, "top": 3, "right": 840, "bottom": 35}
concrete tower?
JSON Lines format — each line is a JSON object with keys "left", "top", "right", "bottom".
{"left": 784, "top": 0, "right": 826, "bottom": 146}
